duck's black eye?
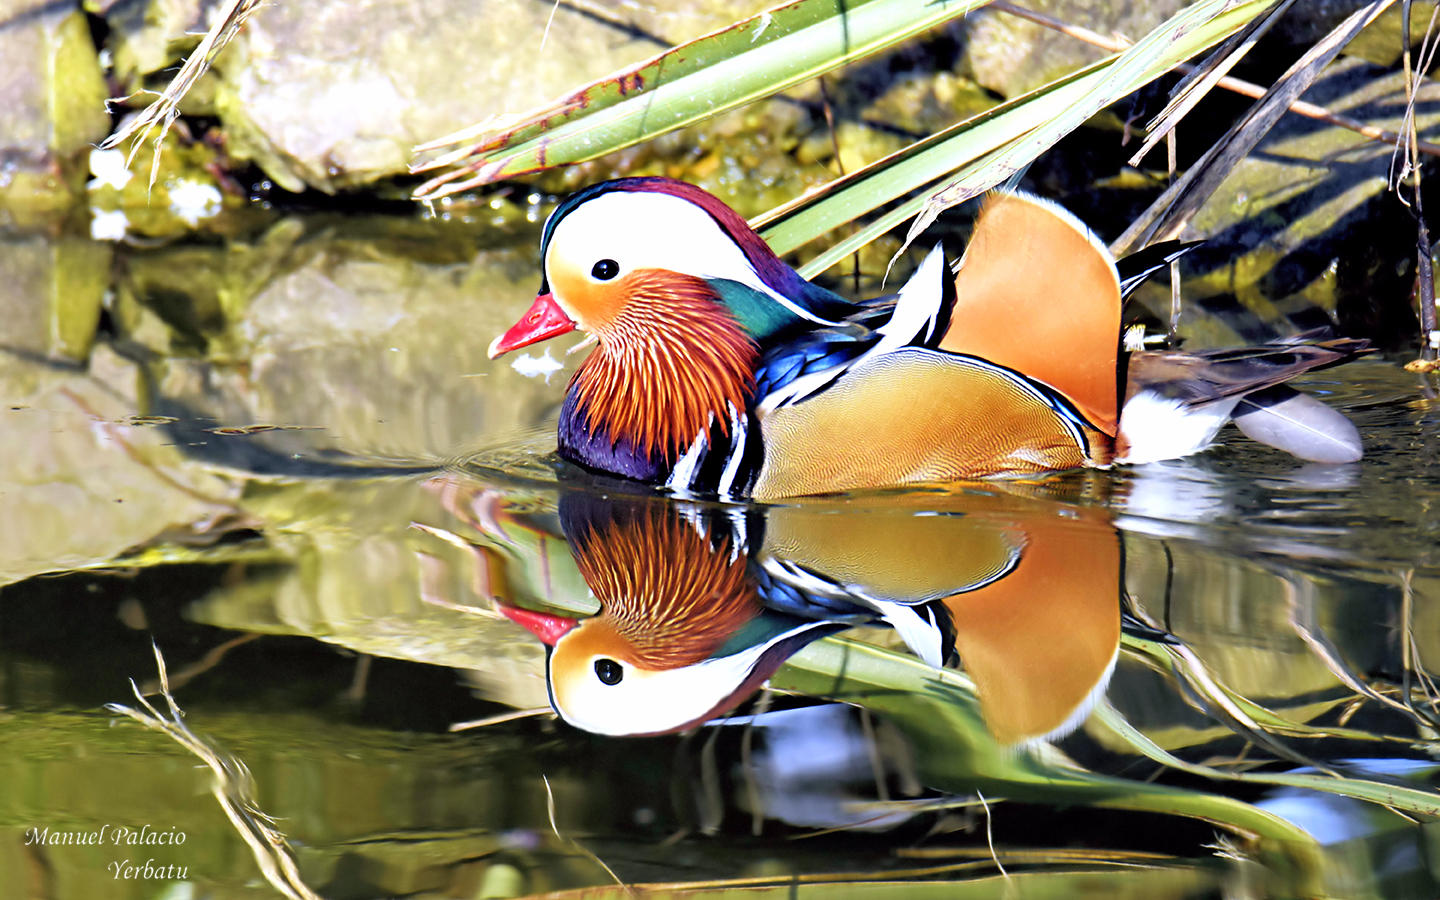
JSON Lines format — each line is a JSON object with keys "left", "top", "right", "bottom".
{"left": 591, "top": 259, "right": 619, "bottom": 281}
{"left": 594, "top": 658, "right": 624, "bottom": 685}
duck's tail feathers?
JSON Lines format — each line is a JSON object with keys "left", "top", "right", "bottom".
{"left": 757, "top": 246, "right": 948, "bottom": 414}
{"left": 1117, "top": 335, "right": 1370, "bottom": 465}
{"left": 1115, "top": 390, "right": 1239, "bottom": 465}
{"left": 1232, "top": 385, "right": 1362, "bottom": 463}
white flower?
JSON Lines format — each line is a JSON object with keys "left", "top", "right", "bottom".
{"left": 87, "top": 149, "right": 132, "bottom": 191}
{"left": 168, "top": 180, "right": 223, "bottom": 225}
{"left": 90, "top": 209, "right": 128, "bottom": 241}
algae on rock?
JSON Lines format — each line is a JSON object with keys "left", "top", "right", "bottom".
{"left": 86, "top": 125, "right": 246, "bottom": 240}
{"left": 0, "top": 234, "right": 110, "bottom": 362}
{"left": 0, "top": 0, "right": 111, "bottom": 221}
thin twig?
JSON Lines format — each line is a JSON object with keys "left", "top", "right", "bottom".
{"left": 977, "top": 790, "right": 1008, "bottom": 880}
{"left": 1285, "top": 575, "right": 1440, "bottom": 733}
{"left": 1167, "top": 128, "right": 1181, "bottom": 341}
{"left": 1128, "top": 0, "right": 1300, "bottom": 166}
{"left": 108, "top": 643, "right": 324, "bottom": 900}
{"left": 100, "top": 0, "right": 264, "bottom": 190}
{"left": 858, "top": 707, "right": 890, "bottom": 803}
{"left": 1400, "top": 0, "right": 1440, "bottom": 360}
{"left": 1397, "top": 569, "right": 1440, "bottom": 730}
{"left": 543, "top": 775, "right": 634, "bottom": 897}
{"left": 540, "top": 0, "right": 563, "bottom": 52}
{"left": 698, "top": 726, "right": 724, "bottom": 835}
{"left": 343, "top": 654, "right": 372, "bottom": 704}
{"left": 450, "top": 707, "right": 554, "bottom": 732}
{"left": 140, "top": 633, "right": 260, "bottom": 694}
{"left": 817, "top": 77, "right": 863, "bottom": 293}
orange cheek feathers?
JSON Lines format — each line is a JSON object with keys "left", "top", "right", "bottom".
{"left": 547, "top": 262, "right": 632, "bottom": 337}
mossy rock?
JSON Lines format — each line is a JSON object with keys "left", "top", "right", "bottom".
{"left": 0, "top": 2, "right": 110, "bottom": 221}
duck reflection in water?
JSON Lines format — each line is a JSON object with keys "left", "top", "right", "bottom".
{"left": 454, "top": 482, "right": 1125, "bottom": 745}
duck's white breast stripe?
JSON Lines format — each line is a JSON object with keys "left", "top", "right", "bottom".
{"left": 665, "top": 419, "right": 712, "bottom": 494}
{"left": 716, "top": 404, "right": 748, "bottom": 498}
{"left": 725, "top": 507, "right": 750, "bottom": 560}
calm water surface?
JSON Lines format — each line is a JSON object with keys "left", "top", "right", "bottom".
{"left": 2, "top": 213, "right": 1440, "bottom": 900}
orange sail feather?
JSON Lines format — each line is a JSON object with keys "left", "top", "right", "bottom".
{"left": 943, "top": 193, "right": 1121, "bottom": 437}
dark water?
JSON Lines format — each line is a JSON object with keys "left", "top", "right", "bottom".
{"left": 3, "top": 211, "right": 1440, "bottom": 900}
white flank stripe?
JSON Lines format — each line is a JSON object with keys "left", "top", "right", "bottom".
{"left": 758, "top": 244, "right": 947, "bottom": 415}
{"left": 763, "top": 558, "right": 848, "bottom": 599}
{"left": 870, "top": 600, "right": 946, "bottom": 669}
{"left": 725, "top": 507, "right": 750, "bottom": 558}
{"left": 665, "top": 423, "right": 711, "bottom": 495}
{"left": 755, "top": 367, "right": 839, "bottom": 416}
{"left": 717, "top": 403, "right": 748, "bottom": 498}
{"left": 874, "top": 243, "right": 946, "bottom": 353}
{"left": 674, "top": 501, "right": 708, "bottom": 540}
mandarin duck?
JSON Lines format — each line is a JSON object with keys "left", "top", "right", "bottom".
{"left": 489, "top": 486, "right": 1126, "bottom": 744}
{"left": 489, "top": 178, "right": 1368, "bottom": 500}
{"left": 763, "top": 493, "right": 1125, "bottom": 746}
{"left": 494, "top": 492, "right": 955, "bottom": 736}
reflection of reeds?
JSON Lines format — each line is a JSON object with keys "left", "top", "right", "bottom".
{"left": 513, "top": 863, "right": 1207, "bottom": 897}
{"left": 1287, "top": 571, "right": 1440, "bottom": 737}
{"left": 138, "top": 632, "right": 260, "bottom": 694}
{"left": 1093, "top": 695, "right": 1440, "bottom": 816}
{"left": 1102, "top": 632, "right": 1440, "bottom": 818}
{"left": 1399, "top": 569, "right": 1440, "bottom": 728}
{"left": 542, "top": 774, "right": 633, "bottom": 898}
{"left": 107, "top": 643, "right": 324, "bottom": 900}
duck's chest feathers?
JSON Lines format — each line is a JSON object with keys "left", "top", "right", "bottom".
{"left": 558, "top": 391, "right": 669, "bottom": 481}
{"left": 557, "top": 273, "right": 764, "bottom": 493}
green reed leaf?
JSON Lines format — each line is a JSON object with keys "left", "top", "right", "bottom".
{"left": 1092, "top": 699, "right": 1440, "bottom": 817}
{"left": 775, "top": 637, "right": 1326, "bottom": 862}
{"left": 410, "top": 0, "right": 991, "bottom": 198}
{"left": 753, "top": 0, "right": 1276, "bottom": 276}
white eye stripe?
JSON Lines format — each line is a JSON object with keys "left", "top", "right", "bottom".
{"left": 547, "top": 192, "right": 837, "bottom": 324}
{"left": 550, "top": 621, "right": 831, "bottom": 736}
{"left": 551, "top": 193, "right": 741, "bottom": 282}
